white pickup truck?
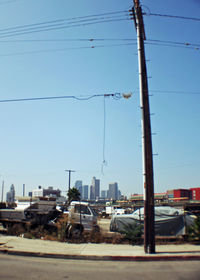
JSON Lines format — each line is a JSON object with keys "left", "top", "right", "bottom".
{"left": 67, "top": 201, "right": 99, "bottom": 238}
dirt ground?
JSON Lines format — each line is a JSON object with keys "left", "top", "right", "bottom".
{"left": 98, "top": 218, "right": 111, "bottom": 233}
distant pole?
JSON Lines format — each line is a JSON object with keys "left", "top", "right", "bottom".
{"left": 65, "top": 170, "right": 75, "bottom": 193}
{"left": 132, "top": 0, "right": 155, "bottom": 254}
{"left": 23, "top": 184, "right": 25, "bottom": 197}
{"left": 1, "top": 181, "right": 4, "bottom": 202}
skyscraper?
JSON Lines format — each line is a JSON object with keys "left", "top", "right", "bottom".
{"left": 83, "top": 185, "right": 89, "bottom": 200}
{"left": 91, "top": 177, "right": 100, "bottom": 200}
{"left": 90, "top": 185, "right": 95, "bottom": 200}
{"left": 101, "top": 190, "right": 107, "bottom": 199}
{"left": 74, "top": 180, "right": 83, "bottom": 198}
{"left": 108, "top": 182, "right": 119, "bottom": 200}
{"left": 6, "top": 184, "right": 15, "bottom": 203}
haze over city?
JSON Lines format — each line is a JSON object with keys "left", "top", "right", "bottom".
{"left": 0, "top": 0, "right": 199, "bottom": 198}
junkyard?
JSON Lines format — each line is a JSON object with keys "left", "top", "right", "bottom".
{"left": 0, "top": 197, "right": 200, "bottom": 246}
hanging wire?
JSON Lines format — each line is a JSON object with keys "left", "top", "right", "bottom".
{"left": 0, "top": 92, "right": 124, "bottom": 103}
{"left": 101, "top": 95, "right": 107, "bottom": 174}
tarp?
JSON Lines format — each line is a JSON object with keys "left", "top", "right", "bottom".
{"left": 110, "top": 206, "right": 194, "bottom": 236}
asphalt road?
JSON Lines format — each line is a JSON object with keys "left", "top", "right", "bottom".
{"left": 0, "top": 254, "right": 200, "bottom": 280}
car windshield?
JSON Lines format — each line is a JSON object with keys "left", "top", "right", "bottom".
{"left": 90, "top": 207, "right": 98, "bottom": 216}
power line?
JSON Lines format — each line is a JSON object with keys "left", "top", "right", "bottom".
{"left": 0, "top": 18, "right": 130, "bottom": 39}
{"left": 0, "top": 38, "right": 199, "bottom": 49}
{"left": 0, "top": 42, "right": 137, "bottom": 57}
{"left": 145, "top": 41, "right": 200, "bottom": 51}
{"left": 135, "top": 89, "right": 200, "bottom": 95}
{"left": 0, "top": 0, "right": 22, "bottom": 5}
{"left": 0, "top": 92, "right": 124, "bottom": 103}
{"left": 146, "top": 39, "right": 200, "bottom": 49}
{"left": 0, "top": 11, "right": 129, "bottom": 39}
{"left": 0, "top": 40, "right": 199, "bottom": 57}
{"left": 0, "top": 36, "right": 199, "bottom": 57}
{"left": 0, "top": 10, "right": 128, "bottom": 32}
{"left": 0, "top": 15, "right": 128, "bottom": 35}
{"left": 1, "top": 38, "right": 199, "bottom": 57}
{"left": 145, "top": 12, "right": 200, "bottom": 22}
{"left": 150, "top": 90, "right": 200, "bottom": 95}
{"left": 0, "top": 38, "right": 137, "bottom": 43}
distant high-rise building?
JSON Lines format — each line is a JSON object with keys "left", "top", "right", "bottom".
{"left": 83, "top": 185, "right": 89, "bottom": 200}
{"left": 6, "top": 184, "right": 15, "bottom": 203}
{"left": 91, "top": 177, "right": 100, "bottom": 200}
{"left": 101, "top": 190, "right": 107, "bottom": 199}
{"left": 74, "top": 180, "right": 83, "bottom": 198}
{"left": 90, "top": 185, "right": 95, "bottom": 200}
{"left": 118, "top": 190, "right": 122, "bottom": 199}
{"left": 108, "top": 182, "right": 119, "bottom": 200}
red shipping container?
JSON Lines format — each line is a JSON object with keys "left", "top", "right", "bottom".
{"left": 190, "top": 188, "right": 200, "bottom": 201}
{"left": 173, "top": 189, "right": 190, "bottom": 199}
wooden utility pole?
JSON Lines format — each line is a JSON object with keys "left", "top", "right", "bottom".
{"left": 65, "top": 169, "right": 75, "bottom": 192}
{"left": 1, "top": 181, "right": 4, "bottom": 202}
{"left": 132, "top": 0, "right": 155, "bottom": 254}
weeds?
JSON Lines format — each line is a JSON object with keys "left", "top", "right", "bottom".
{"left": 188, "top": 216, "right": 200, "bottom": 243}
{"left": 120, "top": 224, "right": 143, "bottom": 244}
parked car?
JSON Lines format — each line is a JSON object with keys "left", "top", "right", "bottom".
{"left": 110, "top": 206, "right": 195, "bottom": 236}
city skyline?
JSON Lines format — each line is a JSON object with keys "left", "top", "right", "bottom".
{"left": 1, "top": 176, "right": 124, "bottom": 201}
{"left": 3, "top": 178, "right": 200, "bottom": 204}
{"left": 73, "top": 178, "right": 122, "bottom": 200}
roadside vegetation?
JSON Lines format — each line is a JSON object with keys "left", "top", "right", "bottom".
{"left": 1, "top": 216, "right": 185, "bottom": 245}
{"left": 188, "top": 216, "right": 200, "bottom": 243}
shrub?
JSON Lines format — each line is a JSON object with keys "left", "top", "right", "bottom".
{"left": 188, "top": 216, "right": 200, "bottom": 243}
{"left": 120, "top": 224, "right": 143, "bottom": 244}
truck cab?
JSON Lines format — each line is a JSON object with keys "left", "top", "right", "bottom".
{"left": 68, "top": 201, "right": 98, "bottom": 237}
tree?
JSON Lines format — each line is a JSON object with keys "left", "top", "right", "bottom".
{"left": 67, "top": 187, "right": 81, "bottom": 204}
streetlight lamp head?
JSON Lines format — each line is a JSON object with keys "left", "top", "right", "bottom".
{"left": 122, "top": 92, "right": 132, "bottom": 99}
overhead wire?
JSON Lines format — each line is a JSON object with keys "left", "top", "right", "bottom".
{"left": 0, "top": 38, "right": 137, "bottom": 43}
{"left": 1, "top": 37, "right": 200, "bottom": 57}
{"left": 0, "top": 18, "right": 130, "bottom": 39}
{"left": 0, "top": 10, "right": 128, "bottom": 32}
{"left": 145, "top": 12, "right": 200, "bottom": 22}
{"left": 0, "top": 7, "right": 198, "bottom": 54}
{"left": 134, "top": 89, "right": 200, "bottom": 95}
{"left": 0, "top": 38, "right": 199, "bottom": 48}
{"left": 150, "top": 90, "right": 200, "bottom": 95}
{"left": 0, "top": 15, "right": 128, "bottom": 34}
{"left": 0, "top": 11, "right": 129, "bottom": 39}
{"left": 145, "top": 41, "right": 200, "bottom": 51}
{"left": 0, "top": 93, "right": 123, "bottom": 103}
{"left": 0, "top": 0, "right": 21, "bottom": 5}
{"left": 0, "top": 42, "right": 137, "bottom": 57}
{"left": 146, "top": 38, "right": 200, "bottom": 49}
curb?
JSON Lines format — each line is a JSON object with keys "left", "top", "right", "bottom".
{"left": 1, "top": 249, "right": 200, "bottom": 261}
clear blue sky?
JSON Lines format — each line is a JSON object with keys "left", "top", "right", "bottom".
{"left": 0, "top": 0, "right": 199, "bottom": 198}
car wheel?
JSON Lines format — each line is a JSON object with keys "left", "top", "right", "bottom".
{"left": 68, "top": 224, "right": 83, "bottom": 239}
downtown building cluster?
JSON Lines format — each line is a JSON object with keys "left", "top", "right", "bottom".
{"left": 2, "top": 178, "right": 122, "bottom": 204}
{"left": 74, "top": 177, "right": 122, "bottom": 201}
